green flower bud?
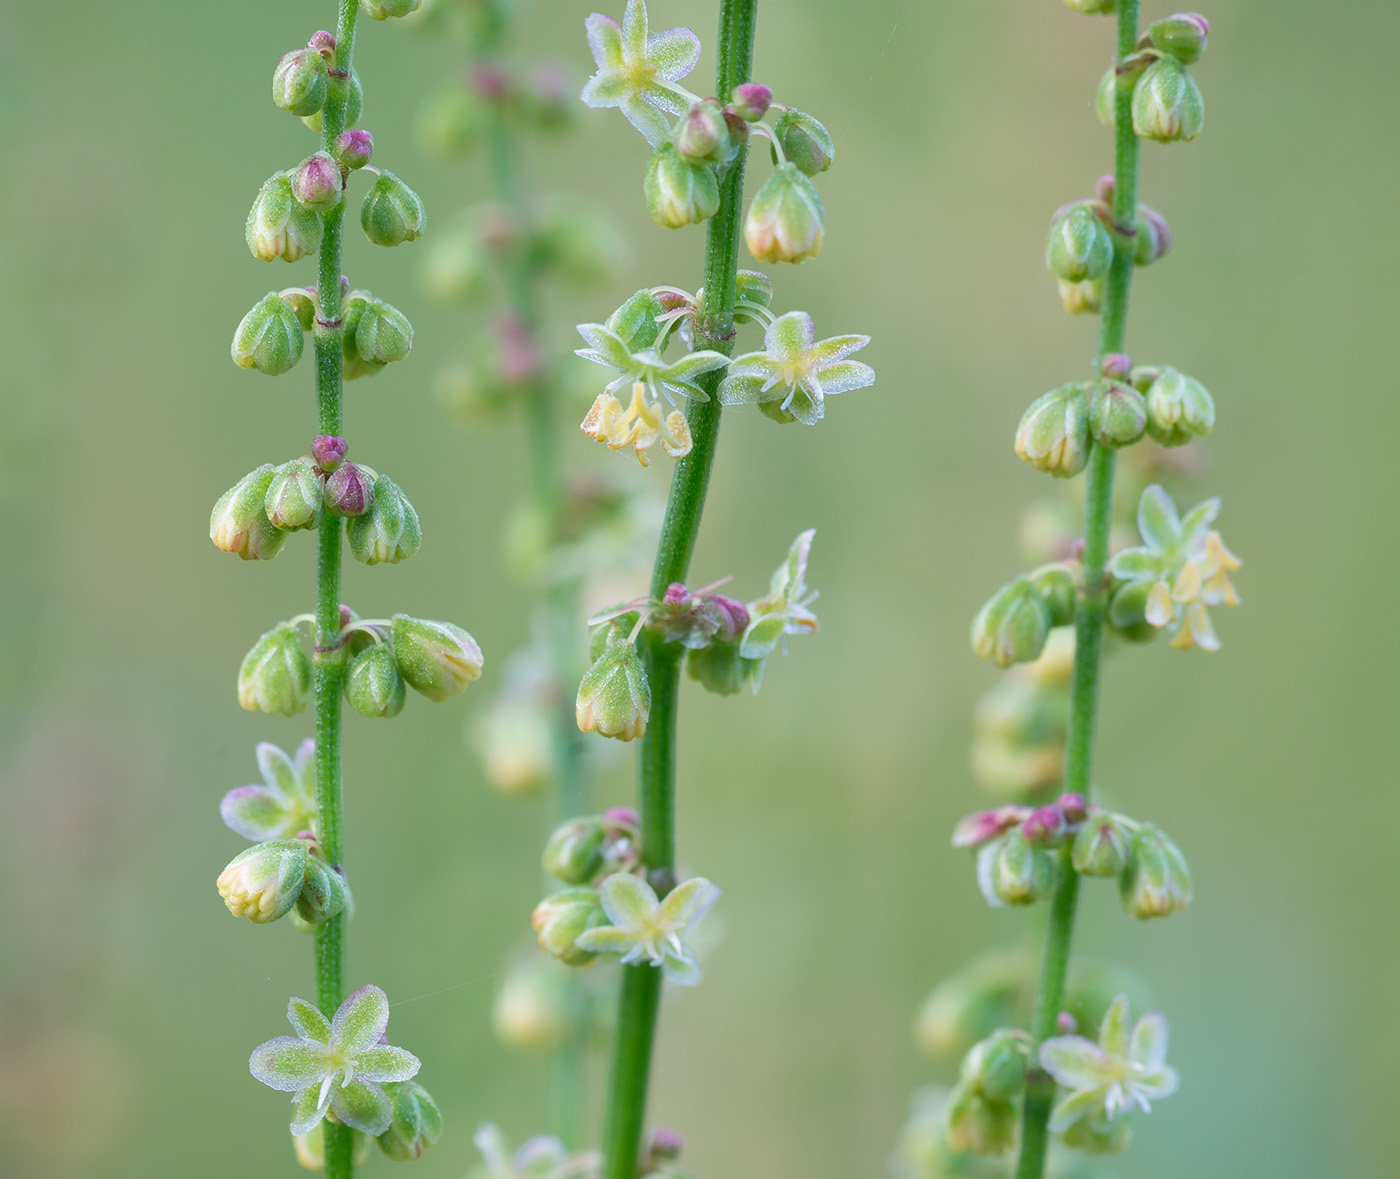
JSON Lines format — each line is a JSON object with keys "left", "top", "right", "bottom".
{"left": 232, "top": 293, "right": 305, "bottom": 375}
{"left": 361, "top": 170, "right": 426, "bottom": 247}
{"left": 972, "top": 578, "right": 1053, "bottom": 669}
{"left": 238, "top": 623, "right": 312, "bottom": 716}
{"left": 1120, "top": 824, "right": 1193, "bottom": 918}
{"left": 217, "top": 838, "right": 308, "bottom": 923}
{"left": 345, "top": 644, "right": 407, "bottom": 718}
{"left": 588, "top": 611, "right": 641, "bottom": 662}
{"left": 1046, "top": 203, "right": 1113, "bottom": 283}
{"left": 295, "top": 852, "right": 350, "bottom": 924}
{"left": 1144, "top": 365, "right": 1215, "bottom": 445}
{"left": 348, "top": 474, "right": 420, "bottom": 566}
{"left": 745, "top": 162, "right": 824, "bottom": 264}
{"left": 531, "top": 886, "right": 604, "bottom": 966}
{"left": 1096, "top": 64, "right": 1117, "bottom": 130}
{"left": 361, "top": 0, "right": 422, "bottom": 19}
{"left": 302, "top": 69, "right": 362, "bottom": 133}
{"left": 282, "top": 290, "right": 316, "bottom": 331}
{"left": 210, "top": 464, "right": 287, "bottom": 560}
{"left": 773, "top": 106, "right": 835, "bottom": 175}
{"left": 246, "top": 173, "right": 324, "bottom": 262}
{"left": 375, "top": 1081, "right": 442, "bottom": 1162}
{"left": 1065, "top": 0, "right": 1116, "bottom": 13}
{"left": 272, "top": 48, "right": 328, "bottom": 117}
{"left": 1087, "top": 378, "right": 1148, "bottom": 447}
{"left": 1028, "top": 563, "right": 1077, "bottom": 627}
{"left": 340, "top": 294, "right": 380, "bottom": 380}
{"left": 1135, "top": 203, "right": 1173, "bottom": 265}
{"left": 264, "top": 458, "right": 323, "bottom": 531}
{"left": 1072, "top": 812, "right": 1133, "bottom": 876}
{"left": 606, "top": 290, "right": 665, "bottom": 351}
{"left": 355, "top": 298, "right": 414, "bottom": 366}
{"left": 673, "top": 100, "right": 731, "bottom": 164}
{"left": 542, "top": 817, "right": 607, "bottom": 884}
{"left": 392, "top": 614, "right": 484, "bottom": 701}
{"left": 1060, "top": 1108, "right": 1133, "bottom": 1154}
{"left": 1057, "top": 276, "right": 1104, "bottom": 315}
{"left": 1148, "top": 12, "right": 1209, "bottom": 65}
{"left": 944, "top": 1080, "right": 1017, "bottom": 1156}
{"left": 1106, "top": 579, "right": 1158, "bottom": 641}
{"left": 493, "top": 955, "right": 568, "bottom": 1051}
{"left": 643, "top": 144, "right": 720, "bottom": 229}
{"left": 735, "top": 268, "right": 774, "bottom": 315}
{"left": 576, "top": 641, "right": 650, "bottom": 742}
{"left": 958, "top": 1029, "right": 1031, "bottom": 1104}
{"left": 686, "top": 642, "right": 755, "bottom": 696}
{"left": 1014, "top": 384, "right": 1090, "bottom": 478}
{"left": 1131, "top": 56, "right": 1204, "bottom": 143}
{"left": 991, "top": 828, "right": 1054, "bottom": 905}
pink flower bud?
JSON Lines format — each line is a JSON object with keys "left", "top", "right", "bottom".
{"left": 729, "top": 82, "right": 773, "bottom": 122}
{"left": 323, "top": 462, "right": 373, "bottom": 518}
{"left": 1022, "top": 805, "right": 1067, "bottom": 847}
{"left": 1100, "top": 353, "right": 1133, "bottom": 380}
{"left": 334, "top": 129, "right": 374, "bottom": 170}
{"left": 308, "top": 30, "right": 336, "bottom": 59}
{"left": 291, "top": 151, "right": 344, "bottom": 211}
{"left": 470, "top": 61, "right": 511, "bottom": 100}
{"left": 663, "top": 583, "right": 691, "bottom": 609}
{"left": 312, "top": 434, "right": 348, "bottom": 472}
{"left": 1056, "top": 792, "right": 1088, "bottom": 823}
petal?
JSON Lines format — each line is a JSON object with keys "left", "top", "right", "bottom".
{"left": 330, "top": 984, "right": 390, "bottom": 1055}
{"left": 659, "top": 379, "right": 709, "bottom": 404}
{"left": 786, "top": 386, "right": 823, "bottom": 425}
{"left": 581, "top": 72, "right": 630, "bottom": 109}
{"left": 584, "top": 13, "right": 625, "bottom": 70}
{"left": 355, "top": 1045, "right": 421, "bottom": 1084}
{"left": 717, "top": 373, "right": 769, "bottom": 406}
{"left": 1132, "top": 1064, "right": 1180, "bottom": 1102}
{"left": 289, "top": 1084, "right": 330, "bottom": 1137}
{"left": 1137, "top": 485, "right": 1182, "bottom": 553}
{"left": 1038, "top": 1035, "right": 1115, "bottom": 1089}
{"left": 808, "top": 333, "right": 870, "bottom": 366}
{"left": 220, "top": 785, "right": 295, "bottom": 841}
{"left": 286, "top": 997, "right": 331, "bottom": 1043}
{"left": 663, "top": 349, "right": 731, "bottom": 382}
{"left": 975, "top": 840, "right": 1005, "bottom": 909}
{"left": 249, "top": 1036, "right": 329, "bottom": 1092}
{"left": 256, "top": 741, "right": 298, "bottom": 797}
{"left": 575, "top": 324, "right": 637, "bottom": 371}
{"left": 621, "top": 96, "right": 672, "bottom": 146}
{"left": 661, "top": 947, "right": 703, "bottom": 986}
{"left": 474, "top": 1123, "right": 512, "bottom": 1176}
{"left": 777, "top": 528, "right": 815, "bottom": 599}
{"left": 1098, "top": 994, "right": 1131, "bottom": 1058}
{"left": 621, "top": 0, "right": 648, "bottom": 60}
{"left": 813, "top": 361, "right": 875, "bottom": 396}
{"left": 659, "top": 877, "right": 720, "bottom": 929}
{"left": 1109, "top": 547, "right": 1162, "bottom": 581}
{"left": 597, "top": 872, "right": 659, "bottom": 931}
{"left": 1046, "top": 1085, "right": 1107, "bottom": 1133}
{"left": 1130, "top": 1011, "right": 1170, "bottom": 1070}
{"left": 1178, "top": 497, "right": 1222, "bottom": 546}
{"left": 765, "top": 311, "right": 816, "bottom": 364}
{"left": 646, "top": 26, "right": 702, "bottom": 82}
{"left": 724, "top": 353, "right": 780, "bottom": 382}
{"left": 573, "top": 925, "right": 640, "bottom": 955}
{"left": 329, "top": 1076, "right": 393, "bottom": 1136}
{"left": 739, "top": 613, "right": 787, "bottom": 661}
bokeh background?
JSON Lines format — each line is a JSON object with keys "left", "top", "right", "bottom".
{"left": 1, "top": 0, "right": 1396, "bottom": 1176}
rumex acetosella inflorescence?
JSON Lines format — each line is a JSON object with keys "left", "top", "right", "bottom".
{"left": 209, "top": 3, "right": 477, "bottom": 1173}
{"left": 893, "top": 7, "right": 1237, "bottom": 1179}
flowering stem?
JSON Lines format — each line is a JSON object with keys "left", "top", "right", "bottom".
{"left": 599, "top": 3, "right": 757, "bottom": 1175}
{"left": 311, "top": 3, "right": 360, "bottom": 1176}
{"left": 1014, "top": 3, "right": 1139, "bottom": 1177}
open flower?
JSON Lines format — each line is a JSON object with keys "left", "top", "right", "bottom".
{"left": 473, "top": 1123, "right": 598, "bottom": 1179}
{"left": 581, "top": 0, "right": 701, "bottom": 147}
{"left": 249, "top": 985, "right": 421, "bottom": 1138}
{"left": 575, "top": 321, "right": 729, "bottom": 406}
{"left": 581, "top": 382, "right": 692, "bottom": 467}
{"left": 220, "top": 739, "right": 317, "bottom": 841}
{"left": 1039, "top": 994, "right": 1178, "bottom": 1132}
{"left": 739, "top": 529, "right": 820, "bottom": 688}
{"left": 573, "top": 873, "right": 719, "bottom": 985}
{"left": 718, "top": 312, "right": 874, "bottom": 425}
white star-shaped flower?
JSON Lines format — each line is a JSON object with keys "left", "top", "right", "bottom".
{"left": 581, "top": 1, "right": 701, "bottom": 146}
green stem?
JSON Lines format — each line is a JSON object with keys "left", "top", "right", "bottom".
{"left": 1014, "top": 4, "right": 1139, "bottom": 1178}
{"left": 312, "top": 4, "right": 360, "bottom": 1177}
{"left": 599, "top": 4, "right": 757, "bottom": 1176}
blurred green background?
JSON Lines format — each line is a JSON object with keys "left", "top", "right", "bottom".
{"left": 1, "top": 0, "right": 1396, "bottom": 1176}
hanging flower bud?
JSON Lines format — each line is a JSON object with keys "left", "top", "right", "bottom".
{"left": 1022, "top": 805, "right": 1067, "bottom": 848}
{"left": 280, "top": 290, "right": 314, "bottom": 332}
{"left": 303, "top": 69, "right": 363, "bottom": 132}
{"left": 745, "top": 163, "right": 824, "bottom": 263}
{"left": 290, "top": 151, "right": 343, "bottom": 212}
{"left": 238, "top": 622, "right": 312, "bottom": 715}
{"left": 1014, "top": 384, "right": 1090, "bottom": 478}
{"left": 1057, "top": 277, "right": 1104, "bottom": 315}
{"left": 1087, "top": 379, "right": 1148, "bottom": 447}
{"left": 1072, "top": 812, "right": 1133, "bottom": 877}
{"left": 391, "top": 615, "right": 484, "bottom": 701}
{"left": 375, "top": 1081, "right": 442, "bottom": 1162}
{"left": 1106, "top": 578, "right": 1158, "bottom": 641}
{"left": 232, "top": 293, "right": 305, "bottom": 375}
{"left": 1046, "top": 203, "right": 1113, "bottom": 283}
{"left": 643, "top": 145, "right": 720, "bottom": 229}
{"left": 312, "top": 434, "right": 347, "bottom": 473}
{"left": 542, "top": 816, "right": 607, "bottom": 884}
{"left": 686, "top": 641, "right": 755, "bottom": 697}
{"left": 246, "top": 173, "right": 324, "bottom": 262}
{"left": 345, "top": 645, "right": 407, "bottom": 718}
{"left": 1148, "top": 13, "right": 1209, "bottom": 64}
{"left": 323, "top": 461, "right": 374, "bottom": 518}
{"left": 729, "top": 82, "right": 773, "bottom": 122}
{"left": 210, "top": 465, "right": 286, "bottom": 560}
{"left": 972, "top": 578, "right": 1053, "bottom": 668}
{"left": 361, "top": 171, "right": 426, "bottom": 246}
{"left": 1132, "top": 57, "right": 1204, "bottom": 142}
{"left": 773, "top": 106, "right": 835, "bottom": 175}
{"left": 674, "top": 100, "right": 731, "bottom": 164}
{"left": 990, "top": 828, "right": 1055, "bottom": 905}
{"left": 532, "top": 887, "right": 605, "bottom": 965}
{"left": 333, "top": 128, "right": 374, "bottom": 170}
{"left": 1135, "top": 203, "right": 1172, "bottom": 265}
{"left": 361, "top": 0, "right": 422, "bottom": 18}
{"left": 1143, "top": 365, "right": 1215, "bottom": 445}
{"left": 1028, "top": 563, "right": 1077, "bottom": 626}
{"left": 605, "top": 289, "right": 665, "bottom": 350}
{"left": 348, "top": 474, "right": 420, "bottom": 566}
{"left": 1120, "top": 824, "right": 1193, "bottom": 918}
{"left": 217, "top": 838, "right": 309, "bottom": 923}
{"left": 295, "top": 853, "right": 350, "bottom": 924}
{"left": 264, "top": 458, "right": 323, "bottom": 531}
{"left": 959, "top": 1029, "right": 1032, "bottom": 1104}
{"left": 944, "top": 1081, "right": 1018, "bottom": 1156}
{"left": 308, "top": 30, "right": 336, "bottom": 58}
{"left": 735, "top": 268, "right": 774, "bottom": 317}
{"left": 273, "top": 48, "right": 329, "bottom": 117}
{"left": 576, "top": 641, "right": 650, "bottom": 741}
{"left": 493, "top": 953, "right": 568, "bottom": 1050}
{"left": 354, "top": 298, "right": 414, "bottom": 366}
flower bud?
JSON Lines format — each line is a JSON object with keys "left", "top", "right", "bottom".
{"left": 1148, "top": 13, "right": 1209, "bottom": 64}
{"left": 945, "top": 1080, "right": 1017, "bottom": 1156}
{"left": 392, "top": 614, "right": 484, "bottom": 701}
{"left": 302, "top": 69, "right": 363, "bottom": 132}
{"left": 1143, "top": 365, "right": 1215, "bottom": 446}
{"left": 1131, "top": 56, "right": 1204, "bottom": 143}
{"left": 735, "top": 268, "right": 774, "bottom": 313}
{"left": 362, "top": 0, "right": 422, "bottom": 18}
{"left": 1106, "top": 579, "right": 1158, "bottom": 641}
{"left": 1064, "top": 0, "right": 1117, "bottom": 12}
{"left": 1058, "top": 792, "right": 1088, "bottom": 823}
{"left": 543, "top": 817, "right": 607, "bottom": 884}
{"left": 273, "top": 48, "right": 328, "bottom": 117}
{"left": 493, "top": 954, "right": 568, "bottom": 1050}
{"left": 606, "top": 289, "right": 665, "bottom": 351}
{"left": 334, "top": 128, "right": 374, "bottom": 170}
{"left": 354, "top": 298, "right": 414, "bottom": 366}
{"left": 674, "top": 100, "right": 731, "bottom": 164}
{"left": 1022, "top": 805, "right": 1067, "bottom": 848}
{"left": 991, "top": 828, "right": 1054, "bottom": 905}
{"left": 773, "top": 106, "right": 835, "bottom": 175}
{"left": 1120, "top": 824, "right": 1192, "bottom": 917}
{"left": 211, "top": 465, "right": 286, "bottom": 560}
{"left": 323, "top": 461, "right": 374, "bottom": 518}
{"left": 576, "top": 641, "right": 650, "bottom": 741}
{"left": 1057, "top": 277, "right": 1104, "bottom": 315}
{"left": 232, "top": 293, "right": 305, "bottom": 375}
{"left": 264, "top": 458, "right": 323, "bottom": 531}
{"left": 686, "top": 642, "right": 754, "bottom": 697}
{"left": 348, "top": 474, "right": 420, "bottom": 565}
{"left": 295, "top": 853, "right": 350, "bottom": 924}
{"left": 238, "top": 622, "right": 312, "bottom": 715}
{"left": 281, "top": 290, "right": 316, "bottom": 331}
{"left": 217, "top": 838, "right": 308, "bottom": 923}
{"left": 345, "top": 644, "right": 407, "bottom": 718}
{"left": 375, "top": 1081, "right": 442, "bottom": 1162}
{"left": 1028, "top": 563, "right": 1077, "bottom": 626}
{"left": 745, "top": 162, "right": 824, "bottom": 264}
{"left": 312, "top": 435, "right": 347, "bottom": 472}
{"left": 643, "top": 145, "right": 720, "bottom": 229}
{"left": 729, "top": 82, "right": 772, "bottom": 122}
{"left": 959, "top": 1029, "right": 1031, "bottom": 1103}
{"left": 1100, "top": 352, "right": 1133, "bottom": 380}
{"left": 1014, "top": 384, "right": 1090, "bottom": 478}
{"left": 290, "top": 153, "right": 342, "bottom": 214}
{"left": 1046, "top": 203, "right": 1113, "bottom": 283}
{"left": 1135, "top": 203, "right": 1172, "bottom": 265}
{"left": 1087, "top": 379, "right": 1148, "bottom": 447}
{"left": 361, "top": 170, "right": 426, "bottom": 247}
{"left": 1061, "top": 1109, "right": 1133, "bottom": 1154}
{"left": 1072, "top": 812, "right": 1133, "bottom": 876}
{"left": 532, "top": 887, "right": 604, "bottom": 965}
{"left": 971, "top": 578, "right": 1052, "bottom": 669}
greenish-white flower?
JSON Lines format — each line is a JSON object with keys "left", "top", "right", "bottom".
{"left": 220, "top": 739, "right": 317, "bottom": 841}
{"left": 472, "top": 1122, "right": 597, "bottom": 1179}
{"left": 573, "top": 873, "right": 719, "bottom": 985}
{"left": 581, "top": 1, "right": 701, "bottom": 147}
{"left": 739, "top": 529, "right": 820, "bottom": 688}
{"left": 718, "top": 312, "right": 874, "bottom": 425}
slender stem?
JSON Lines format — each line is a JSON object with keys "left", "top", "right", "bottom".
{"left": 312, "top": 4, "right": 360, "bottom": 1176}
{"left": 1014, "top": 4, "right": 1139, "bottom": 1178}
{"left": 599, "top": 4, "right": 757, "bottom": 1176}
